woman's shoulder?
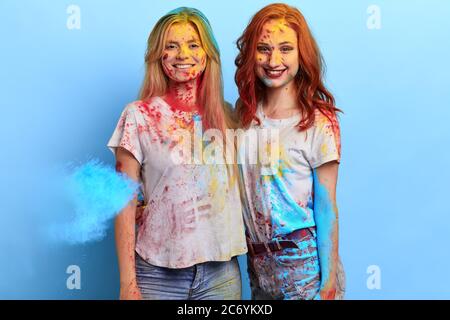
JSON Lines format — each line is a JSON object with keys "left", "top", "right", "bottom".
{"left": 125, "top": 97, "right": 169, "bottom": 120}
{"left": 312, "top": 107, "right": 340, "bottom": 130}
{"left": 124, "top": 97, "right": 163, "bottom": 111}
{"left": 309, "top": 107, "right": 341, "bottom": 146}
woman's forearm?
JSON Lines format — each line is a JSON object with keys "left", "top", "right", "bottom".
{"left": 313, "top": 169, "right": 339, "bottom": 292}
{"left": 115, "top": 197, "right": 138, "bottom": 286}
{"left": 315, "top": 203, "right": 338, "bottom": 288}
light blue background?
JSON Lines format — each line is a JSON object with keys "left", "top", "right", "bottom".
{"left": 1, "top": 0, "right": 449, "bottom": 299}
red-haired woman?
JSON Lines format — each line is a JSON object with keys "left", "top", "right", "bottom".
{"left": 235, "top": 3, "right": 345, "bottom": 300}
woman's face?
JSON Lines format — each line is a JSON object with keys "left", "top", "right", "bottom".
{"left": 254, "top": 19, "right": 299, "bottom": 88}
{"left": 161, "top": 22, "right": 207, "bottom": 83}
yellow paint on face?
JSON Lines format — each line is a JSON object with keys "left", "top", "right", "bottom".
{"left": 162, "top": 22, "right": 207, "bottom": 83}
{"left": 254, "top": 19, "right": 299, "bottom": 88}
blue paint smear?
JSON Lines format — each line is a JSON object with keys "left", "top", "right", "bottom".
{"left": 47, "top": 159, "right": 139, "bottom": 244}
{"left": 259, "top": 162, "right": 315, "bottom": 236}
{"left": 312, "top": 169, "right": 337, "bottom": 289}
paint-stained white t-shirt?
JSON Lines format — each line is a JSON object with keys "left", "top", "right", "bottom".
{"left": 107, "top": 97, "right": 247, "bottom": 268}
{"left": 238, "top": 103, "right": 341, "bottom": 241}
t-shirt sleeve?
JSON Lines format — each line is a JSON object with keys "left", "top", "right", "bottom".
{"left": 308, "top": 110, "right": 341, "bottom": 169}
{"left": 107, "top": 104, "right": 144, "bottom": 165}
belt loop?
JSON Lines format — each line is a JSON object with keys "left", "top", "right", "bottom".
{"left": 275, "top": 238, "right": 282, "bottom": 251}
{"left": 308, "top": 226, "right": 316, "bottom": 239}
{"left": 265, "top": 242, "right": 272, "bottom": 254}
{"left": 248, "top": 242, "right": 255, "bottom": 256}
{"left": 246, "top": 236, "right": 255, "bottom": 256}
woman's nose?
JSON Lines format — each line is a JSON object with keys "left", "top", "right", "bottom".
{"left": 268, "top": 49, "right": 282, "bottom": 67}
{"left": 177, "top": 45, "right": 189, "bottom": 60}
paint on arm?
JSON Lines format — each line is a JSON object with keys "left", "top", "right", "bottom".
{"left": 313, "top": 162, "right": 339, "bottom": 297}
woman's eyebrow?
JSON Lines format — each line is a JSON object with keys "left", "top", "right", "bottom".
{"left": 278, "top": 41, "right": 294, "bottom": 45}
{"left": 257, "top": 42, "right": 270, "bottom": 46}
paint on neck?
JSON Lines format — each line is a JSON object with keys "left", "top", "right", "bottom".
{"left": 164, "top": 77, "right": 202, "bottom": 113}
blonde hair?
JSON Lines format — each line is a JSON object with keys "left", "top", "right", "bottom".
{"left": 139, "top": 7, "right": 238, "bottom": 184}
{"left": 139, "top": 7, "right": 235, "bottom": 134}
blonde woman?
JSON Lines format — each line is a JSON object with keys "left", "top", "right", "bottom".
{"left": 107, "top": 7, "right": 246, "bottom": 300}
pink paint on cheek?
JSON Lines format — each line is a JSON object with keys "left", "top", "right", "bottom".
{"left": 162, "top": 61, "right": 174, "bottom": 77}
{"left": 163, "top": 53, "right": 168, "bottom": 60}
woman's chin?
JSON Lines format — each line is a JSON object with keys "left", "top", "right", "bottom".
{"left": 170, "top": 73, "right": 201, "bottom": 83}
{"left": 261, "top": 77, "right": 291, "bottom": 89}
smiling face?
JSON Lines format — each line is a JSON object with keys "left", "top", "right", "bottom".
{"left": 255, "top": 19, "right": 299, "bottom": 88}
{"left": 161, "top": 22, "right": 207, "bottom": 83}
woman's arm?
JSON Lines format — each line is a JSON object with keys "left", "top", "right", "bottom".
{"left": 313, "top": 160, "right": 340, "bottom": 300}
{"left": 115, "top": 147, "right": 142, "bottom": 300}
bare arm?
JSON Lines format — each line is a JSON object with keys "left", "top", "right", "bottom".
{"left": 313, "top": 160, "right": 340, "bottom": 300}
{"left": 114, "top": 147, "right": 142, "bottom": 300}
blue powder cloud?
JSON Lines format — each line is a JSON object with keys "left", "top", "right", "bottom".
{"left": 47, "top": 158, "right": 140, "bottom": 244}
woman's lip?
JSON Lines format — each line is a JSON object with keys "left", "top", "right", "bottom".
{"left": 173, "top": 64, "right": 195, "bottom": 69}
{"left": 264, "top": 68, "right": 287, "bottom": 79}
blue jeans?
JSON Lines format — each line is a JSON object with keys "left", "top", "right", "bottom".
{"left": 135, "top": 253, "right": 242, "bottom": 300}
{"left": 248, "top": 227, "right": 346, "bottom": 300}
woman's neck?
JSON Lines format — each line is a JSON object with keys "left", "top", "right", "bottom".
{"left": 263, "top": 81, "right": 299, "bottom": 118}
{"left": 164, "top": 78, "right": 200, "bottom": 112}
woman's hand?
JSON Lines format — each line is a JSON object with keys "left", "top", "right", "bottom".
{"left": 119, "top": 278, "right": 142, "bottom": 300}
{"left": 313, "top": 281, "right": 337, "bottom": 300}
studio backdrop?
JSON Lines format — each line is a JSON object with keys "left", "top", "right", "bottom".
{"left": 1, "top": 0, "right": 449, "bottom": 299}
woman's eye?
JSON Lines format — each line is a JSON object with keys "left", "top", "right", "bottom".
{"left": 257, "top": 46, "right": 270, "bottom": 53}
{"left": 166, "top": 44, "right": 177, "bottom": 50}
{"left": 281, "top": 46, "right": 294, "bottom": 52}
{"left": 189, "top": 43, "right": 200, "bottom": 49}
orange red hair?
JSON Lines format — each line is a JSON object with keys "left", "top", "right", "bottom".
{"left": 235, "top": 3, "right": 341, "bottom": 130}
